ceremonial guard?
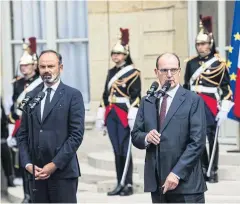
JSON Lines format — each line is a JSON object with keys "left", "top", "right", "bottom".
{"left": 7, "top": 37, "right": 42, "bottom": 202}
{"left": 96, "top": 28, "right": 141, "bottom": 196}
{"left": 184, "top": 16, "right": 233, "bottom": 183}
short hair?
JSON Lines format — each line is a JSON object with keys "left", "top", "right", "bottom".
{"left": 156, "top": 52, "right": 180, "bottom": 68}
{"left": 38, "top": 49, "right": 62, "bottom": 64}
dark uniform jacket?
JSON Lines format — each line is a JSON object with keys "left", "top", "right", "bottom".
{"left": 183, "top": 53, "right": 232, "bottom": 119}
{"left": 101, "top": 63, "right": 141, "bottom": 127}
{"left": 9, "top": 74, "right": 40, "bottom": 125}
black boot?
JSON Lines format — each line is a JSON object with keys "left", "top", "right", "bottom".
{"left": 107, "top": 154, "right": 124, "bottom": 196}
{"left": 7, "top": 175, "right": 16, "bottom": 187}
{"left": 209, "top": 170, "right": 218, "bottom": 183}
{"left": 119, "top": 155, "right": 134, "bottom": 196}
{"left": 120, "top": 184, "right": 133, "bottom": 196}
{"left": 21, "top": 194, "right": 31, "bottom": 203}
{"left": 208, "top": 135, "right": 219, "bottom": 183}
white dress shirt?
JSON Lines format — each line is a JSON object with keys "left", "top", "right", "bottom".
{"left": 41, "top": 80, "right": 60, "bottom": 120}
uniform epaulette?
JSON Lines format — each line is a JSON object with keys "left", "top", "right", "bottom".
{"left": 184, "top": 56, "right": 197, "bottom": 63}
{"left": 11, "top": 76, "right": 23, "bottom": 83}
{"left": 214, "top": 53, "right": 226, "bottom": 63}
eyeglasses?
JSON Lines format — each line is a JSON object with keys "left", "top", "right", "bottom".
{"left": 158, "top": 68, "right": 180, "bottom": 75}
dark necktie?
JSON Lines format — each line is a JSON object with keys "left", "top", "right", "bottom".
{"left": 42, "top": 88, "right": 52, "bottom": 120}
{"left": 159, "top": 94, "right": 168, "bottom": 128}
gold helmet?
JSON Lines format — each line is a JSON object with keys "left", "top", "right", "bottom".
{"left": 19, "top": 37, "right": 37, "bottom": 65}
{"left": 196, "top": 15, "right": 214, "bottom": 48}
{"left": 111, "top": 28, "right": 130, "bottom": 55}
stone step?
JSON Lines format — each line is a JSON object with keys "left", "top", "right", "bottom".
{"left": 205, "top": 181, "right": 240, "bottom": 196}
{"left": 79, "top": 162, "right": 140, "bottom": 185}
{"left": 87, "top": 151, "right": 240, "bottom": 180}
{"left": 97, "top": 179, "right": 240, "bottom": 197}
{"left": 87, "top": 151, "right": 143, "bottom": 173}
{"left": 7, "top": 185, "right": 240, "bottom": 203}
{"left": 85, "top": 115, "right": 95, "bottom": 130}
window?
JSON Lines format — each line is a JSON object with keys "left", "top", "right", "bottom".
{"left": 197, "top": 0, "right": 235, "bottom": 60}
{"left": 4, "top": 0, "right": 90, "bottom": 108}
{"left": 10, "top": 1, "right": 46, "bottom": 75}
{"left": 56, "top": 1, "right": 90, "bottom": 108}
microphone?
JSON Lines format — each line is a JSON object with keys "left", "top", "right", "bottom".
{"left": 18, "top": 95, "right": 32, "bottom": 111}
{"left": 28, "top": 92, "right": 45, "bottom": 110}
{"left": 156, "top": 80, "right": 171, "bottom": 99}
{"left": 146, "top": 81, "right": 159, "bottom": 101}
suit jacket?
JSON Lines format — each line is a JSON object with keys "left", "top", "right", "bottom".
{"left": 131, "top": 85, "right": 207, "bottom": 194}
{"left": 17, "top": 81, "right": 85, "bottom": 179}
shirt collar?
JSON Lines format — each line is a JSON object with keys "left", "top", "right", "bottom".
{"left": 166, "top": 83, "right": 180, "bottom": 98}
{"left": 43, "top": 79, "right": 61, "bottom": 92}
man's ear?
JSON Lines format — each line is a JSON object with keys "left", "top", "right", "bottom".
{"left": 154, "top": 68, "right": 158, "bottom": 77}
{"left": 59, "top": 64, "right": 63, "bottom": 71}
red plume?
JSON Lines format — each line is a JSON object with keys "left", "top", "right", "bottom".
{"left": 28, "top": 37, "right": 37, "bottom": 54}
{"left": 120, "top": 28, "right": 129, "bottom": 46}
{"left": 201, "top": 16, "right": 212, "bottom": 33}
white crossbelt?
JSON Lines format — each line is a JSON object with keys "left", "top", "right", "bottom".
{"left": 191, "top": 85, "right": 218, "bottom": 94}
{"left": 109, "top": 96, "right": 130, "bottom": 108}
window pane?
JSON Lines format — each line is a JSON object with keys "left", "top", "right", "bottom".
{"left": 57, "top": 43, "right": 90, "bottom": 105}
{"left": 56, "top": 0, "right": 88, "bottom": 39}
{"left": 10, "top": 0, "right": 46, "bottom": 40}
{"left": 226, "top": 1, "right": 235, "bottom": 46}
{"left": 197, "top": 1, "right": 218, "bottom": 46}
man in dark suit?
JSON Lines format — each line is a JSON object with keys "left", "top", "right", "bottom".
{"left": 17, "top": 50, "right": 85, "bottom": 203}
{"left": 131, "top": 53, "right": 207, "bottom": 203}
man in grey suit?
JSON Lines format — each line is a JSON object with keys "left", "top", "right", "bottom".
{"left": 131, "top": 53, "right": 207, "bottom": 203}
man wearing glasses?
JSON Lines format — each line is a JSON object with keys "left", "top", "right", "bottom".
{"left": 184, "top": 16, "right": 233, "bottom": 183}
{"left": 132, "top": 52, "right": 207, "bottom": 203}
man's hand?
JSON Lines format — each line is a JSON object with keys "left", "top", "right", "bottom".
{"left": 162, "top": 172, "right": 179, "bottom": 194}
{"left": 35, "top": 162, "right": 57, "bottom": 180}
{"left": 26, "top": 164, "right": 42, "bottom": 176}
{"left": 146, "top": 129, "right": 160, "bottom": 145}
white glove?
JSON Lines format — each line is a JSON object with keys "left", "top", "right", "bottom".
{"left": 216, "top": 100, "right": 234, "bottom": 126}
{"left": 215, "top": 111, "right": 228, "bottom": 126}
{"left": 8, "top": 124, "right": 15, "bottom": 137}
{"left": 7, "top": 136, "right": 17, "bottom": 147}
{"left": 95, "top": 119, "right": 105, "bottom": 130}
{"left": 128, "top": 107, "right": 138, "bottom": 131}
{"left": 95, "top": 107, "right": 105, "bottom": 131}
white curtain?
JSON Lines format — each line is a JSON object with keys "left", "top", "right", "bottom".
{"left": 57, "top": 0, "right": 90, "bottom": 107}
{"left": 12, "top": 1, "right": 46, "bottom": 76}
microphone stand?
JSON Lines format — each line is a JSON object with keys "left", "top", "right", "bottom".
{"left": 154, "top": 86, "right": 169, "bottom": 202}
{"left": 27, "top": 107, "right": 37, "bottom": 203}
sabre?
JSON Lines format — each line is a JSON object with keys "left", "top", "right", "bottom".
{"left": 120, "top": 135, "right": 132, "bottom": 186}
{"left": 207, "top": 123, "right": 220, "bottom": 177}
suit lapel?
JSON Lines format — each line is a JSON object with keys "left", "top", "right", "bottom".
{"left": 41, "top": 82, "right": 65, "bottom": 124}
{"left": 160, "top": 86, "right": 186, "bottom": 132}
